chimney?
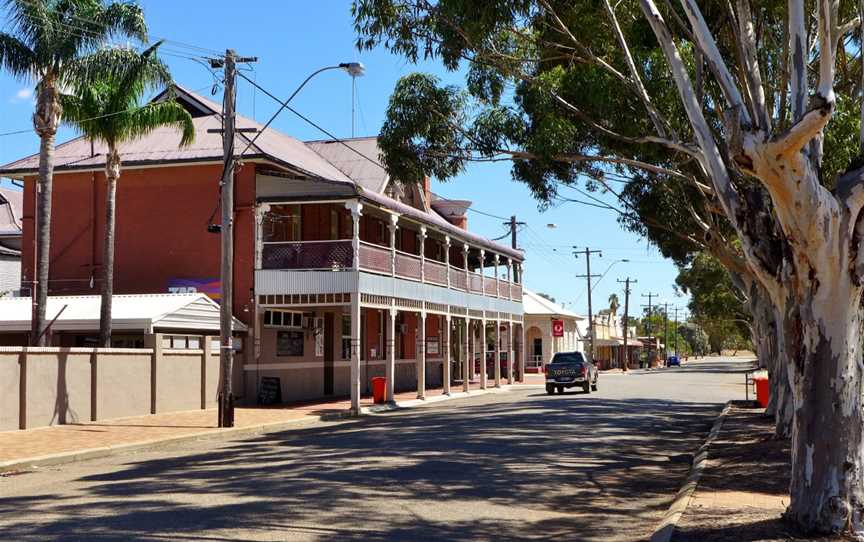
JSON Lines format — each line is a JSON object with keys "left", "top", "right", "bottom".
{"left": 422, "top": 175, "right": 432, "bottom": 211}
{"left": 431, "top": 198, "right": 471, "bottom": 231}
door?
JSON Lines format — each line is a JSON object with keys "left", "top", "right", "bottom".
{"left": 324, "top": 312, "right": 334, "bottom": 395}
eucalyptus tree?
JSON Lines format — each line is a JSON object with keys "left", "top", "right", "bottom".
{"left": 354, "top": 0, "right": 864, "bottom": 533}
{"left": 62, "top": 43, "right": 194, "bottom": 346}
{"left": 0, "top": 0, "right": 146, "bottom": 345}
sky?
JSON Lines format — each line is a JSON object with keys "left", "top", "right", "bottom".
{"left": 0, "top": 1, "right": 689, "bottom": 319}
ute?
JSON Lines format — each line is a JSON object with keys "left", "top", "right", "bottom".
{"left": 544, "top": 351, "right": 598, "bottom": 395}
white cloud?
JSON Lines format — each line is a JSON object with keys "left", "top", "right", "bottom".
{"left": 9, "top": 87, "right": 33, "bottom": 104}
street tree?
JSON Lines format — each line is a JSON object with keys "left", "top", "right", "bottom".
{"left": 0, "top": 0, "right": 146, "bottom": 345}
{"left": 354, "top": 0, "right": 864, "bottom": 533}
{"left": 61, "top": 43, "right": 194, "bottom": 346}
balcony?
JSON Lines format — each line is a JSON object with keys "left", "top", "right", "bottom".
{"left": 258, "top": 239, "right": 522, "bottom": 302}
{"left": 262, "top": 241, "right": 352, "bottom": 270}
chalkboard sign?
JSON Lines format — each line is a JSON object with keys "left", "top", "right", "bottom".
{"left": 276, "top": 330, "right": 304, "bottom": 356}
{"left": 258, "top": 376, "right": 282, "bottom": 405}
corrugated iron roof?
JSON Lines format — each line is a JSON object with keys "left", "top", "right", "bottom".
{"left": 523, "top": 288, "right": 584, "bottom": 319}
{"left": 0, "top": 86, "right": 351, "bottom": 184}
{"left": 0, "top": 187, "right": 23, "bottom": 237}
{"left": 305, "top": 137, "right": 389, "bottom": 193}
{"left": 0, "top": 293, "right": 247, "bottom": 332}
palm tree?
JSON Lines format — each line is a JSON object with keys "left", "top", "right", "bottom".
{"left": 62, "top": 43, "right": 194, "bottom": 346}
{"left": 0, "top": 0, "right": 147, "bottom": 345}
{"left": 608, "top": 293, "right": 620, "bottom": 316}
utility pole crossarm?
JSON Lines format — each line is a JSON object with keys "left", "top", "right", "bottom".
{"left": 574, "top": 247, "right": 602, "bottom": 363}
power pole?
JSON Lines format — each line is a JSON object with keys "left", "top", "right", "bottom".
{"left": 504, "top": 215, "right": 526, "bottom": 250}
{"left": 209, "top": 49, "right": 257, "bottom": 428}
{"left": 617, "top": 277, "right": 636, "bottom": 372}
{"left": 663, "top": 302, "right": 669, "bottom": 363}
{"left": 641, "top": 292, "right": 658, "bottom": 367}
{"left": 674, "top": 306, "right": 680, "bottom": 356}
{"left": 575, "top": 247, "right": 602, "bottom": 362}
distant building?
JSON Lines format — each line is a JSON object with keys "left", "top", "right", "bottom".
{"left": 592, "top": 313, "right": 643, "bottom": 370}
{"left": 522, "top": 289, "right": 585, "bottom": 372}
{"left": 0, "top": 187, "right": 22, "bottom": 297}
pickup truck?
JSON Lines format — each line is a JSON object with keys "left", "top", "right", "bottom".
{"left": 544, "top": 352, "right": 598, "bottom": 395}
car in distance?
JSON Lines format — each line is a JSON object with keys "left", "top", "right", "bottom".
{"left": 667, "top": 355, "right": 681, "bottom": 367}
{"left": 544, "top": 352, "right": 598, "bottom": 394}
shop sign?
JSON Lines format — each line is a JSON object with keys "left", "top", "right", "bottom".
{"left": 552, "top": 319, "right": 564, "bottom": 337}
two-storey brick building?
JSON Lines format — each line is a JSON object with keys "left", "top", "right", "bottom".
{"left": 0, "top": 86, "right": 525, "bottom": 411}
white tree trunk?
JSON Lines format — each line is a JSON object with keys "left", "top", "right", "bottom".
{"left": 782, "top": 277, "right": 864, "bottom": 532}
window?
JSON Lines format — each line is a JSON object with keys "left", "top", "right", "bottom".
{"left": 264, "top": 309, "right": 303, "bottom": 328}
{"left": 263, "top": 204, "right": 301, "bottom": 242}
{"left": 341, "top": 314, "right": 351, "bottom": 359}
{"left": 162, "top": 335, "right": 202, "bottom": 350}
{"left": 551, "top": 352, "right": 586, "bottom": 365}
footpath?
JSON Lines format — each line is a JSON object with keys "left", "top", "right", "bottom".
{"left": 670, "top": 404, "right": 848, "bottom": 542}
{"left": 1, "top": 378, "right": 534, "bottom": 472}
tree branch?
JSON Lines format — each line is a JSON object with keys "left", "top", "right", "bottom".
{"left": 733, "top": 0, "right": 771, "bottom": 131}
{"left": 602, "top": 0, "right": 672, "bottom": 139}
{"left": 788, "top": 0, "right": 808, "bottom": 123}
{"left": 678, "top": 0, "right": 752, "bottom": 127}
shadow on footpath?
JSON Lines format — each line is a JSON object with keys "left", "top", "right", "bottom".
{"left": 0, "top": 394, "right": 729, "bottom": 541}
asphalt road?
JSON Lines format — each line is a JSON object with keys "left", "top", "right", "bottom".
{"left": 0, "top": 356, "right": 754, "bottom": 541}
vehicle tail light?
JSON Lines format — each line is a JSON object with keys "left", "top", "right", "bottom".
{"left": 543, "top": 365, "right": 549, "bottom": 375}
{"left": 581, "top": 366, "right": 588, "bottom": 377}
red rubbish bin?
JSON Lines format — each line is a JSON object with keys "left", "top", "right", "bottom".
{"left": 754, "top": 376, "right": 770, "bottom": 408}
{"left": 371, "top": 377, "right": 387, "bottom": 404}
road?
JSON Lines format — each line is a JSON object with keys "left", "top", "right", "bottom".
{"left": 0, "top": 356, "right": 753, "bottom": 541}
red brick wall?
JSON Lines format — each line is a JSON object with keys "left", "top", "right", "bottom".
{"left": 21, "top": 162, "right": 256, "bottom": 324}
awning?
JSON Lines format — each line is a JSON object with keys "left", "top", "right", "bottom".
{"left": 0, "top": 293, "right": 247, "bottom": 333}
{"left": 595, "top": 337, "right": 643, "bottom": 347}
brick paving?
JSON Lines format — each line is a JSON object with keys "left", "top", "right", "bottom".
{"left": 0, "top": 379, "right": 519, "bottom": 466}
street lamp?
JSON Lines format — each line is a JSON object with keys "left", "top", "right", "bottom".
{"left": 236, "top": 62, "right": 368, "bottom": 160}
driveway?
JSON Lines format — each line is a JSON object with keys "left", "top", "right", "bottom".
{"left": 0, "top": 357, "right": 753, "bottom": 541}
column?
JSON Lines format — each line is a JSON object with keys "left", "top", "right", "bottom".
{"left": 388, "top": 214, "right": 398, "bottom": 277}
{"left": 443, "top": 314, "right": 451, "bottom": 394}
{"left": 494, "top": 318, "right": 501, "bottom": 387}
{"left": 346, "top": 200, "right": 363, "bottom": 413}
{"left": 479, "top": 249, "right": 485, "bottom": 294}
{"left": 417, "top": 311, "right": 426, "bottom": 399}
{"left": 444, "top": 236, "right": 451, "bottom": 289}
{"left": 520, "top": 323, "right": 526, "bottom": 382}
{"left": 419, "top": 226, "right": 427, "bottom": 283}
{"left": 463, "top": 244, "right": 470, "bottom": 291}
{"left": 463, "top": 317, "right": 470, "bottom": 392}
{"left": 506, "top": 261, "right": 513, "bottom": 300}
{"left": 508, "top": 321, "right": 515, "bottom": 385}
{"left": 480, "top": 318, "right": 487, "bottom": 389}
{"left": 254, "top": 203, "right": 271, "bottom": 269}
{"left": 386, "top": 306, "right": 397, "bottom": 402}
{"left": 494, "top": 254, "right": 500, "bottom": 298}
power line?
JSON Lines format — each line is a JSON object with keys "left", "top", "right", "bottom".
{"left": 0, "top": 84, "right": 213, "bottom": 138}
{"left": 15, "top": 0, "right": 222, "bottom": 56}
{"left": 237, "top": 71, "right": 518, "bottom": 225}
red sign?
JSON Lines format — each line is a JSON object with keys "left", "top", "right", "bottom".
{"left": 552, "top": 319, "right": 564, "bottom": 337}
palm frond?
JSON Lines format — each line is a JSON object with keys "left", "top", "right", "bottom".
{"left": 124, "top": 100, "right": 195, "bottom": 147}
{"left": 0, "top": 32, "right": 36, "bottom": 78}
{"left": 95, "top": 1, "right": 147, "bottom": 43}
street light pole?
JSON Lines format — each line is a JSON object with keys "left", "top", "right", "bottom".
{"left": 575, "top": 247, "right": 602, "bottom": 362}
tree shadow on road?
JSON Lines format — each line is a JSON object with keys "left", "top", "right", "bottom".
{"left": 0, "top": 396, "right": 727, "bottom": 541}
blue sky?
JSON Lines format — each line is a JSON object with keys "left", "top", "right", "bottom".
{"left": 0, "top": 1, "right": 689, "bottom": 318}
